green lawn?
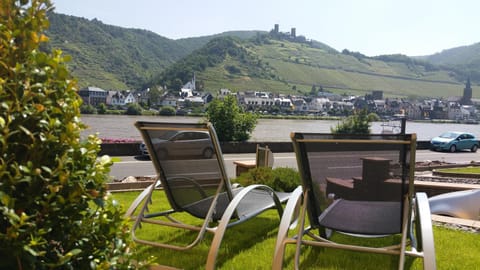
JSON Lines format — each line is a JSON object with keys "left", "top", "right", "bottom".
{"left": 436, "top": 166, "right": 480, "bottom": 175}
{"left": 112, "top": 191, "right": 480, "bottom": 269}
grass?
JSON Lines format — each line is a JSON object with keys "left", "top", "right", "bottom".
{"left": 110, "top": 157, "right": 122, "bottom": 163}
{"left": 112, "top": 191, "right": 480, "bottom": 269}
{"left": 436, "top": 166, "right": 480, "bottom": 174}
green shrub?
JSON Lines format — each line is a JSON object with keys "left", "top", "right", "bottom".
{"left": 331, "top": 108, "right": 371, "bottom": 134}
{"left": 125, "top": 103, "right": 142, "bottom": 115}
{"left": 80, "top": 104, "right": 98, "bottom": 114}
{"left": 233, "top": 167, "right": 300, "bottom": 192}
{"left": 97, "top": 103, "right": 107, "bottom": 114}
{"left": 205, "top": 95, "right": 258, "bottom": 141}
{"left": 159, "top": 105, "right": 176, "bottom": 116}
{"left": 0, "top": 1, "right": 146, "bottom": 268}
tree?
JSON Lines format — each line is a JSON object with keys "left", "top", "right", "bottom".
{"left": 331, "top": 109, "right": 371, "bottom": 134}
{"left": 170, "top": 78, "right": 183, "bottom": 91}
{"left": 310, "top": 84, "right": 317, "bottom": 96}
{"left": 0, "top": 1, "right": 143, "bottom": 268}
{"left": 205, "top": 95, "right": 258, "bottom": 141}
{"left": 147, "top": 87, "right": 162, "bottom": 107}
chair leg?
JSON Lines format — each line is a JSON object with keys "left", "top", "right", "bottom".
{"left": 398, "top": 196, "right": 410, "bottom": 270}
{"left": 272, "top": 186, "right": 303, "bottom": 270}
{"left": 206, "top": 184, "right": 285, "bottom": 270}
{"left": 294, "top": 191, "right": 309, "bottom": 270}
{"left": 125, "top": 180, "right": 160, "bottom": 218}
{"left": 415, "top": 193, "right": 437, "bottom": 270}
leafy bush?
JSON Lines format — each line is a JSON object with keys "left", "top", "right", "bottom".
{"left": 206, "top": 95, "right": 257, "bottom": 141}
{"left": 0, "top": 1, "right": 145, "bottom": 268}
{"left": 159, "top": 106, "right": 176, "bottom": 116}
{"left": 233, "top": 167, "right": 300, "bottom": 192}
{"left": 80, "top": 104, "right": 98, "bottom": 114}
{"left": 125, "top": 103, "right": 142, "bottom": 115}
{"left": 97, "top": 103, "right": 107, "bottom": 114}
{"left": 331, "top": 109, "right": 371, "bottom": 134}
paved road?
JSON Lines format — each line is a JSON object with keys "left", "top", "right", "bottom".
{"left": 109, "top": 150, "right": 480, "bottom": 181}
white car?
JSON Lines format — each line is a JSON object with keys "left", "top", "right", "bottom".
{"left": 429, "top": 189, "right": 480, "bottom": 220}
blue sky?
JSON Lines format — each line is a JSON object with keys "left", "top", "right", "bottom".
{"left": 52, "top": 0, "right": 479, "bottom": 57}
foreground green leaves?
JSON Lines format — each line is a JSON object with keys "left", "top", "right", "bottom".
{"left": 0, "top": 1, "right": 145, "bottom": 268}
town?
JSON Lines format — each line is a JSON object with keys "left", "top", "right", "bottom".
{"left": 79, "top": 76, "right": 479, "bottom": 122}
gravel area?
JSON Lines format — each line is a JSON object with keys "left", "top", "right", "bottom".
{"left": 433, "top": 221, "right": 480, "bottom": 233}
{"left": 415, "top": 175, "right": 480, "bottom": 185}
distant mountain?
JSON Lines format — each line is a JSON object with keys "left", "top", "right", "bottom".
{"left": 45, "top": 13, "right": 186, "bottom": 89}
{"left": 422, "top": 43, "right": 480, "bottom": 83}
{"left": 45, "top": 12, "right": 478, "bottom": 99}
{"left": 154, "top": 34, "right": 469, "bottom": 99}
{"left": 45, "top": 13, "right": 260, "bottom": 89}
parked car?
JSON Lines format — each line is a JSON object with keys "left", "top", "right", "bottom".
{"left": 140, "top": 130, "right": 214, "bottom": 159}
{"left": 430, "top": 131, "right": 478, "bottom": 152}
{"left": 429, "top": 189, "right": 480, "bottom": 220}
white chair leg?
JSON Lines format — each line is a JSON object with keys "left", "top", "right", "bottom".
{"left": 415, "top": 193, "right": 437, "bottom": 270}
{"left": 272, "top": 186, "right": 303, "bottom": 270}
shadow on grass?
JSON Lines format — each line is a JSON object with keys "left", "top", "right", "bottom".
{"left": 282, "top": 232, "right": 419, "bottom": 269}
{"left": 134, "top": 214, "right": 280, "bottom": 269}
{"left": 119, "top": 190, "right": 283, "bottom": 269}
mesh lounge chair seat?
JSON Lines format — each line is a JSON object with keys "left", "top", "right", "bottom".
{"left": 125, "top": 121, "right": 292, "bottom": 270}
{"left": 318, "top": 200, "right": 402, "bottom": 235}
{"left": 273, "top": 133, "right": 436, "bottom": 270}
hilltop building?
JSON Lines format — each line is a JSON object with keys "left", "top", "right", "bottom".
{"left": 270, "top": 24, "right": 306, "bottom": 43}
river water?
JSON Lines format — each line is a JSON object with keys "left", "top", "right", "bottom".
{"left": 80, "top": 114, "right": 480, "bottom": 142}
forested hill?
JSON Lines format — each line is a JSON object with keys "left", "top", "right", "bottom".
{"left": 45, "top": 12, "right": 186, "bottom": 89}
{"left": 45, "top": 12, "right": 264, "bottom": 90}
{"left": 422, "top": 42, "right": 480, "bottom": 84}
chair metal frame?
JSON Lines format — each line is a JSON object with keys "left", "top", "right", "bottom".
{"left": 125, "top": 121, "right": 290, "bottom": 269}
{"left": 273, "top": 132, "right": 436, "bottom": 270}
{"left": 256, "top": 144, "right": 274, "bottom": 168}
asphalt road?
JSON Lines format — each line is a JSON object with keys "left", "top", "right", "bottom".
{"left": 109, "top": 150, "right": 480, "bottom": 181}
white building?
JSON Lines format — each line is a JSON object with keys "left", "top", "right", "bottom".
{"left": 308, "top": 97, "right": 331, "bottom": 112}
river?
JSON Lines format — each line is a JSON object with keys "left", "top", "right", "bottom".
{"left": 80, "top": 114, "right": 480, "bottom": 142}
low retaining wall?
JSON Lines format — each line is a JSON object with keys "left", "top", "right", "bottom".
{"left": 100, "top": 140, "right": 432, "bottom": 156}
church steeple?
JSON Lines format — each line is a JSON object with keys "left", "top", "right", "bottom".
{"left": 461, "top": 78, "right": 472, "bottom": 105}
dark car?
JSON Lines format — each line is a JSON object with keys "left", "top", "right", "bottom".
{"left": 140, "top": 130, "right": 214, "bottom": 159}
{"left": 430, "top": 131, "right": 478, "bottom": 152}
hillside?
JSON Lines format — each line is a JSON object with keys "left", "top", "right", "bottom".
{"left": 45, "top": 12, "right": 189, "bottom": 89}
{"left": 44, "top": 13, "right": 264, "bottom": 90}
{"left": 423, "top": 42, "right": 480, "bottom": 84}
{"left": 154, "top": 36, "right": 471, "bottom": 99}
{"left": 45, "top": 12, "right": 478, "bottom": 99}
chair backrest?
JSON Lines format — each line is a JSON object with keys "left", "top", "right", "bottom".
{"left": 290, "top": 133, "right": 416, "bottom": 229}
{"left": 135, "top": 121, "right": 234, "bottom": 219}
{"left": 256, "top": 145, "right": 274, "bottom": 168}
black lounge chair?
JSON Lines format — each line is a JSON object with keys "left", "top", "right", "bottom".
{"left": 273, "top": 133, "right": 436, "bottom": 269}
{"left": 125, "top": 121, "right": 291, "bottom": 269}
